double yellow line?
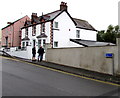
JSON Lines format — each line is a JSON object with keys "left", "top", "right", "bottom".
{"left": 1, "top": 56, "right": 120, "bottom": 87}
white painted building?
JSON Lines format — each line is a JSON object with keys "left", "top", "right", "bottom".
{"left": 6, "top": 2, "right": 115, "bottom": 60}
{"left": 21, "top": 2, "right": 97, "bottom": 50}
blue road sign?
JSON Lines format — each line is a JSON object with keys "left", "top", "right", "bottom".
{"left": 105, "top": 53, "right": 113, "bottom": 58}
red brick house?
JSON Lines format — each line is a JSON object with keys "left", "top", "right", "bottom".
{"left": 1, "top": 15, "right": 30, "bottom": 48}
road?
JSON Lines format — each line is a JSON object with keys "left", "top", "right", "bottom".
{"left": 1, "top": 56, "right": 120, "bottom": 96}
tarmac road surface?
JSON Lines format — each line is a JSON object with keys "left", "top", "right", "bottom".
{"left": 1, "top": 56, "right": 120, "bottom": 96}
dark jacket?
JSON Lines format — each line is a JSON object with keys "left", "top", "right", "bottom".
{"left": 37, "top": 47, "right": 44, "bottom": 55}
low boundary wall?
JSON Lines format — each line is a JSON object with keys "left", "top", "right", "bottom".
{"left": 5, "top": 46, "right": 46, "bottom": 60}
{"left": 6, "top": 46, "right": 32, "bottom": 59}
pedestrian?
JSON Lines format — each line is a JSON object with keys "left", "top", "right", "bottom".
{"left": 32, "top": 46, "right": 36, "bottom": 61}
{"left": 37, "top": 46, "right": 44, "bottom": 62}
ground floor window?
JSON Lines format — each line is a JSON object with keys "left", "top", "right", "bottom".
{"left": 22, "top": 42, "right": 25, "bottom": 47}
{"left": 38, "top": 40, "right": 41, "bottom": 48}
{"left": 43, "top": 39, "right": 46, "bottom": 45}
{"left": 54, "top": 41, "right": 58, "bottom": 47}
{"left": 26, "top": 42, "right": 29, "bottom": 46}
{"left": 37, "top": 39, "right": 46, "bottom": 48}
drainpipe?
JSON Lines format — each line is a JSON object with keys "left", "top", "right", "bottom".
{"left": 116, "top": 37, "right": 120, "bottom": 75}
{"left": 112, "top": 54, "right": 114, "bottom": 75}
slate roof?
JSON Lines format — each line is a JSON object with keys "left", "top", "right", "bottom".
{"left": 43, "top": 10, "right": 62, "bottom": 21}
{"left": 70, "top": 39, "right": 115, "bottom": 47}
{"left": 22, "top": 10, "right": 96, "bottom": 31}
{"left": 36, "top": 33, "right": 48, "bottom": 38}
{"left": 73, "top": 18, "right": 96, "bottom": 31}
{"left": 24, "top": 20, "right": 31, "bottom": 26}
{"left": 2, "top": 15, "right": 29, "bottom": 30}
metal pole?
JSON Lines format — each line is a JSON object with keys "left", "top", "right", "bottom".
{"left": 112, "top": 54, "right": 114, "bottom": 75}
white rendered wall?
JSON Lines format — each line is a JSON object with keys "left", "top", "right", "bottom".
{"left": 53, "top": 11, "right": 96, "bottom": 48}
{"left": 6, "top": 46, "right": 32, "bottom": 59}
{"left": 21, "top": 29, "right": 25, "bottom": 40}
{"left": 53, "top": 11, "right": 77, "bottom": 48}
{"left": 80, "top": 29, "right": 97, "bottom": 41}
{"left": 45, "top": 22, "right": 51, "bottom": 44}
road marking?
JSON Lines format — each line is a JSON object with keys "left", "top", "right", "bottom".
{"left": 1, "top": 56, "right": 120, "bottom": 87}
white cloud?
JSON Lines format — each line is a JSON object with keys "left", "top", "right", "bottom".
{"left": 0, "top": 0, "right": 119, "bottom": 30}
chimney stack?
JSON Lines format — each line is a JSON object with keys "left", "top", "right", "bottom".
{"left": 31, "top": 13, "right": 37, "bottom": 19}
{"left": 31, "top": 13, "right": 38, "bottom": 23}
{"left": 60, "top": 2, "right": 68, "bottom": 11}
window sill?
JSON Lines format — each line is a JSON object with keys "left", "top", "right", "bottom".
{"left": 52, "top": 28, "right": 60, "bottom": 31}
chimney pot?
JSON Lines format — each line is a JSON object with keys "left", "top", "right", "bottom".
{"left": 32, "top": 13, "right": 37, "bottom": 16}
{"left": 60, "top": 2, "right": 68, "bottom": 11}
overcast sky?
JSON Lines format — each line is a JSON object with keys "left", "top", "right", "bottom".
{"left": 0, "top": 0, "right": 119, "bottom": 31}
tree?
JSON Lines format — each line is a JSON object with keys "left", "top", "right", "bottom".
{"left": 97, "top": 25, "right": 120, "bottom": 44}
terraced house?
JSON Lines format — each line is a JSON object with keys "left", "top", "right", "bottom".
{"left": 1, "top": 16, "right": 30, "bottom": 48}
{"left": 21, "top": 2, "right": 97, "bottom": 49}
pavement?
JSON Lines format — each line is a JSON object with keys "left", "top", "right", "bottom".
{"left": 1, "top": 50, "right": 120, "bottom": 85}
{"left": 12, "top": 56, "right": 120, "bottom": 85}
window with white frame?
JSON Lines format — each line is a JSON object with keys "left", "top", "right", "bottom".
{"left": 43, "top": 39, "right": 46, "bottom": 45}
{"left": 41, "top": 23, "right": 45, "bottom": 32}
{"left": 54, "top": 41, "right": 58, "bottom": 47}
{"left": 38, "top": 40, "right": 41, "bottom": 47}
{"left": 76, "top": 30, "right": 80, "bottom": 38}
{"left": 26, "top": 42, "right": 29, "bottom": 46}
{"left": 22, "top": 42, "right": 25, "bottom": 47}
{"left": 32, "top": 25, "right": 36, "bottom": 36}
{"left": 54, "top": 22, "right": 58, "bottom": 28}
{"left": 25, "top": 28, "right": 28, "bottom": 37}
{"left": 43, "top": 39, "right": 46, "bottom": 48}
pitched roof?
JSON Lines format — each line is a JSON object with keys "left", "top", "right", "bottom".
{"left": 2, "top": 15, "right": 29, "bottom": 30}
{"left": 43, "top": 10, "right": 62, "bottom": 21}
{"left": 24, "top": 20, "right": 31, "bottom": 27}
{"left": 70, "top": 39, "right": 115, "bottom": 47}
{"left": 22, "top": 10, "right": 96, "bottom": 31}
{"left": 73, "top": 18, "right": 96, "bottom": 31}
{"left": 36, "top": 33, "right": 48, "bottom": 38}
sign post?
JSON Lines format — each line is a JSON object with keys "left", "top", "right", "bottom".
{"left": 105, "top": 53, "right": 114, "bottom": 75}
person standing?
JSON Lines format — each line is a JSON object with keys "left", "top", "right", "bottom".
{"left": 37, "top": 46, "right": 44, "bottom": 62}
{"left": 32, "top": 46, "right": 36, "bottom": 61}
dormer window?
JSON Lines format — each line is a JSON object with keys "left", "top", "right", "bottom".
{"left": 54, "top": 22, "right": 58, "bottom": 28}
{"left": 32, "top": 25, "right": 36, "bottom": 36}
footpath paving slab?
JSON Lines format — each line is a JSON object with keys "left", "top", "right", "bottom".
{"left": 2, "top": 55, "right": 120, "bottom": 85}
{"left": 19, "top": 58, "right": 120, "bottom": 85}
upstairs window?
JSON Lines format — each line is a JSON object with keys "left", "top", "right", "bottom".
{"left": 76, "top": 30, "right": 80, "bottom": 38}
{"left": 32, "top": 26, "right": 36, "bottom": 36}
{"left": 54, "top": 22, "right": 58, "bottom": 28}
{"left": 41, "top": 23, "right": 45, "bottom": 32}
{"left": 25, "top": 28, "right": 28, "bottom": 37}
